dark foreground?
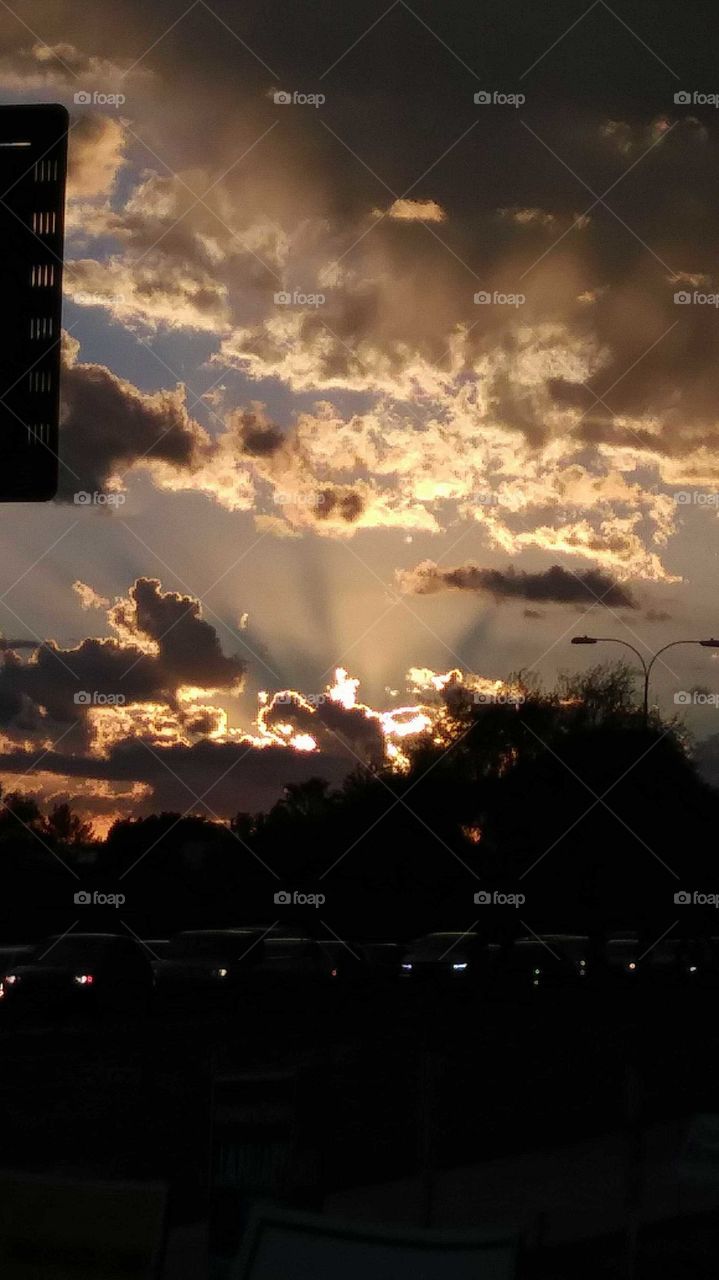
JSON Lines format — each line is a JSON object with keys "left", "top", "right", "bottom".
{"left": 0, "top": 978, "right": 718, "bottom": 1277}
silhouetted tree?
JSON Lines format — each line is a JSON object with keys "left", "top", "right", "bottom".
{"left": 45, "top": 803, "right": 94, "bottom": 846}
{"left": 0, "top": 790, "right": 45, "bottom": 842}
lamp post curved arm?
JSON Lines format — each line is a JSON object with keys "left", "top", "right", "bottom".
{"left": 580, "top": 639, "right": 648, "bottom": 678}
{"left": 571, "top": 635, "right": 719, "bottom": 724}
{"left": 571, "top": 636, "right": 649, "bottom": 716}
{"left": 644, "top": 640, "right": 719, "bottom": 721}
{"left": 645, "top": 640, "right": 712, "bottom": 685}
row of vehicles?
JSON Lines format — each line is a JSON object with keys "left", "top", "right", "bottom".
{"left": 0, "top": 928, "right": 713, "bottom": 1019}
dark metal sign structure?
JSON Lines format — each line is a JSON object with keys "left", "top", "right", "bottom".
{"left": 0, "top": 104, "right": 68, "bottom": 501}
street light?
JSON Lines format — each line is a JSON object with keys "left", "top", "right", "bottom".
{"left": 570, "top": 636, "right": 719, "bottom": 724}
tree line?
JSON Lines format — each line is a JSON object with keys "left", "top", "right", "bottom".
{"left": 1, "top": 664, "right": 716, "bottom": 939}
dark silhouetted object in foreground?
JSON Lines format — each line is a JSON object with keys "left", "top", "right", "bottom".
{"left": 0, "top": 104, "right": 68, "bottom": 500}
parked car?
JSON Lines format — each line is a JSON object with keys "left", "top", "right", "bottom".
{"left": 701, "top": 937, "right": 719, "bottom": 984}
{"left": 645, "top": 938, "right": 701, "bottom": 981}
{"left": 531, "top": 934, "right": 589, "bottom": 984}
{"left": 605, "top": 935, "right": 640, "bottom": 979}
{"left": 357, "top": 941, "right": 405, "bottom": 982}
{"left": 140, "top": 938, "right": 171, "bottom": 960}
{"left": 152, "top": 928, "right": 265, "bottom": 999}
{"left": 2, "top": 933, "right": 154, "bottom": 1017}
{"left": 0, "top": 944, "right": 34, "bottom": 967}
{"left": 306, "top": 939, "right": 399, "bottom": 983}
{"left": 0, "top": 945, "right": 35, "bottom": 1008}
{"left": 247, "top": 935, "right": 334, "bottom": 1017}
{"left": 604, "top": 935, "right": 701, "bottom": 984}
{"left": 602, "top": 934, "right": 696, "bottom": 983}
{"left": 399, "top": 932, "right": 490, "bottom": 984}
{"left": 316, "top": 939, "right": 361, "bottom": 981}
{"left": 498, "top": 938, "right": 564, "bottom": 989}
{"left": 254, "top": 935, "right": 326, "bottom": 981}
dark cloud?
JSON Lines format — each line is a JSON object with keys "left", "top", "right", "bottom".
{"left": 0, "top": 575, "right": 369, "bottom": 818}
{"left": 0, "top": 578, "right": 246, "bottom": 742}
{"left": 398, "top": 561, "right": 636, "bottom": 608}
{"left": 0, "top": 738, "right": 352, "bottom": 819}
{"left": 57, "top": 335, "right": 207, "bottom": 499}
{"left": 264, "top": 692, "right": 384, "bottom": 765}
{"left": 316, "top": 488, "right": 365, "bottom": 523}
{"left": 120, "top": 578, "right": 246, "bottom": 690}
{"left": 235, "top": 410, "right": 284, "bottom": 457}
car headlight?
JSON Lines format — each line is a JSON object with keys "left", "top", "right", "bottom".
{"left": 212, "top": 967, "right": 229, "bottom": 979}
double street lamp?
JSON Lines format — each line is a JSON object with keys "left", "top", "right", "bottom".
{"left": 570, "top": 636, "right": 719, "bottom": 725}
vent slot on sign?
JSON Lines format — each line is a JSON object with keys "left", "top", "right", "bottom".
{"left": 31, "top": 211, "right": 57, "bottom": 236}
{"left": 27, "top": 424, "right": 50, "bottom": 446}
{"left": 28, "top": 370, "right": 52, "bottom": 394}
{"left": 34, "top": 158, "right": 59, "bottom": 182}
{"left": 29, "top": 317, "right": 54, "bottom": 340}
{"left": 30, "top": 264, "right": 55, "bottom": 287}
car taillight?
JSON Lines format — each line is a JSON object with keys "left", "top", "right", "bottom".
{"left": 73, "top": 974, "right": 94, "bottom": 986}
{"left": 4, "top": 974, "right": 19, "bottom": 985}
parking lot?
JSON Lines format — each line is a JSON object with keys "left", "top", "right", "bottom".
{"left": 0, "top": 927, "right": 717, "bottom": 1277}
{"left": 0, "top": 933, "right": 716, "bottom": 1177}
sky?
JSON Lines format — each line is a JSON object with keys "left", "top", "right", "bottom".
{"left": 1, "top": 0, "right": 719, "bottom": 832}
